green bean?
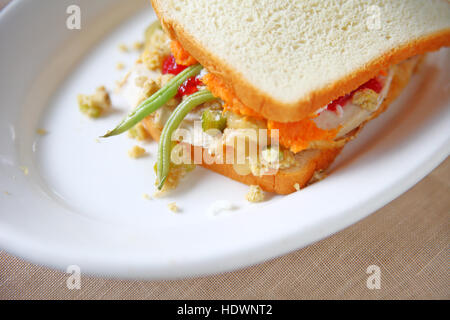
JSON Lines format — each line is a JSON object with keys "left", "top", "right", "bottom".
{"left": 102, "top": 64, "right": 203, "bottom": 138}
{"left": 157, "top": 90, "right": 216, "bottom": 190}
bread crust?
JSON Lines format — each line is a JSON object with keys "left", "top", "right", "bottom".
{"left": 151, "top": 0, "right": 450, "bottom": 123}
{"left": 141, "top": 54, "right": 419, "bottom": 194}
{"left": 199, "top": 147, "right": 343, "bottom": 195}
{"left": 142, "top": 115, "right": 343, "bottom": 194}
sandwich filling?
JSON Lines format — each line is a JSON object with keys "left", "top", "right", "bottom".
{"left": 113, "top": 23, "right": 407, "bottom": 191}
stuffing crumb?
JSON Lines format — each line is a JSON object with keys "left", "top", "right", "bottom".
{"left": 116, "top": 62, "right": 125, "bottom": 70}
{"left": 168, "top": 202, "right": 179, "bottom": 213}
{"left": 142, "top": 193, "right": 152, "bottom": 200}
{"left": 136, "top": 78, "right": 160, "bottom": 106}
{"left": 118, "top": 43, "right": 128, "bottom": 52}
{"left": 133, "top": 41, "right": 144, "bottom": 51}
{"left": 128, "top": 145, "right": 147, "bottom": 159}
{"left": 36, "top": 128, "right": 47, "bottom": 135}
{"left": 77, "top": 86, "right": 111, "bottom": 118}
{"left": 20, "top": 166, "right": 29, "bottom": 176}
{"left": 134, "top": 76, "right": 149, "bottom": 88}
{"left": 294, "top": 183, "right": 300, "bottom": 191}
{"left": 352, "top": 89, "right": 379, "bottom": 112}
{"left": 141, "top": 28, "right": 171, "bottom": 70}
{"left": 153, "top": 191, "right": 163, "bottom": 198}
{"left": 156, "top": 74, "right": 175, "bottom": 88}
{"left": 128, "top": 123, "right": 151, "bottom": 141}
{"left": 4, "top": 191, "right": 10, "bottom": 196}
{"left": 246, "top": 185, "right": 265, "bottom": 203}
{"left": 115, "top": 71, "right": 132, "bottom": 91}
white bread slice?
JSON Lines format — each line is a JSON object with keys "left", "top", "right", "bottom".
{"left": 151, "top": 0, "right": 450, "bottom": 122}
{"left": 141, "top": 56, "right": 420, "bottom": 194}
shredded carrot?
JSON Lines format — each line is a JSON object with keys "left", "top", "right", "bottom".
{"left": 268, "top": 119, "right": 340, "bottom": 153}
{"left": 202, "top": 73, "right": 264, "bottom": 119}
{"left": 379, "top": 69, "right": 388, "bottom": 77}
{"left": 170, "top": 41, "right": 197, "bottom": 66}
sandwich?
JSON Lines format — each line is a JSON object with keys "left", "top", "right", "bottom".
{"left": 104, "top": 0, "right": 450, "bottom": 195}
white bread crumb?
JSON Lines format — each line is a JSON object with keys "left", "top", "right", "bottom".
{"left": 207, "top": 200, "right": 235, "bottom": 216}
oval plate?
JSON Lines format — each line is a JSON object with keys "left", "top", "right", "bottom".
{"left": 0, "top": 0, "right": 449, "bottom": 279}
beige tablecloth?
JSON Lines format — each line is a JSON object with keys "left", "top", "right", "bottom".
{"left": 1, "top": 158, "right": 448, "bottom": 300}
{"left": 0, "top": 1, "right": 448, "bottom": 300}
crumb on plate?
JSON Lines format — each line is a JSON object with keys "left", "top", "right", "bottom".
{"left": 128, "top": 145, "right": 147, "bottom": 159}
{"left": 142, "top": 193, "right": 151, "bottom": 200}
{"left": 168, "top": 202, "right": 179, "bottom": 213}
{"left": 116, "top": 62, "right": 125, "bottom": 70}
{"left": 246, "top": 185, "right": 265, "bottom": 203}
{"left": 128, "top": 123, "right": 151, "bottom": 141}
{"left": 118, "top": 43, "right": 128, "bottom": 52}
{"left": 115, "top": 70, "right": 132, "bottom": 91}
{"left": 133, "top": 41, "right": 144, "bottom": 51}
{"left": 19, "top": 166, "right": 29, "bottom": 176}
{"left": 77, "top": 86, "right": 111, "bottom": 118}
{"left": 36, "top": 128, "right": 47, "bottom": 135}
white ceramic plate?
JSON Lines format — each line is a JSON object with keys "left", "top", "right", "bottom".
{"left": 0, "top": 0, "right": 449, "bottom": 280}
